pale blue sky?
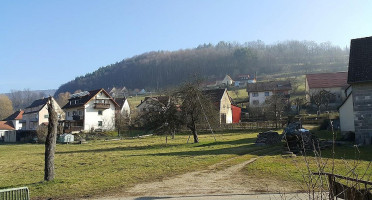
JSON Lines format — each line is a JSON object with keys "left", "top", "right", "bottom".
{"left": 1, "top": 0, "right": 371, "bottom": 93}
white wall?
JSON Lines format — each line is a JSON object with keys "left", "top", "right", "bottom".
{"left": 121, "top": 100, "right": 131, "bottom": 117}
{"left": 220, "top": 90, "right": 232, "bottom": 124}
{"left": 339, "top": 94, "right": 355, "bottom": 133}
{"left": 249, "top": 91, "right": 273, "bottom": 106}
{"left": 83, "top": 93, "right": 116, "bottom": 131}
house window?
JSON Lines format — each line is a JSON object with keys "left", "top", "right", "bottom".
{"left": 79, "top": 110, "right": 82, "bottom": 116}
{"left": 73, "top": 111, "right": 77, "bottom": 116}
{"left": 98, "top": 121, "right": 103, "bottom": 126}
{"left": 253, "top": 100, "right": 259, "bottom": 105}
{"left": 252, "top": 92, "right": 258, "bottom": 97}
{"left": 67, "top": 112, "right": 70, "bottom": 117}
{"left": 98, "top": 110, "right": 103, "bottom": 115}
{"left": 44, "top": 115, "right": 49, "bottom": 119}
{"left": 265, "top": 92, "right": 270, "bottom": 96}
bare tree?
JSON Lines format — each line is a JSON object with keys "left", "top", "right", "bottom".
{"left": 0, "top": 95, "right": 14, "bottom": 120}
{"left": 176, "top": 82, "right": 219, "bottom": 143}
{"left": 264, "top": 94, "right": 288, "bottom": 128}
{"left": 56, "top": 92, "right": 71, "bottom": 107}
{"left": 310, "top": 89, "right": 336, "bottom": 115}
{"left": 44, "top": 97, "right": 58, "bottom": 181}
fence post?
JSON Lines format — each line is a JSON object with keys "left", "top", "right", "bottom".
{"left": 328, "top": 174, "right": 335, "bottom": 199}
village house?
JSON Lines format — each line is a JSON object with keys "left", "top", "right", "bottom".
{"left": 305, "top": 72, "right": 349, "bottom": 105}
{"left": 114, "top": 97, "right": 131, "bottom": 117}
{"left": 340, "top": 36, "right": 372, "bottom": 145}
{"left": 246, "top": 81, "right": 292, "bottom": 107}
{"left": 202, "top": 88, "right": 233, "bottom": 124}
{"left": 62, "top": 89, "right": 119, "bottom": 133}
{"left": 0, "top": 111, "right": 23, "bottom": 142}
{"left": 234, "top": 74, "right": 256, "bottom": 87}
{"left": 109, "top": 86, "right": 129, "bottom": 98}
{"left": 137, "top": 96, "right": 170, "bottom": 113}
{"left": 219, "top": 75, "right": 234, "bottom": 86}
{"left": 21, "top": 97, "right": 64, "bottom": 131}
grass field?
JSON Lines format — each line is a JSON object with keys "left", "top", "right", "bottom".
{"left": 0, "top": 131, "right": 371, "bottom": 199}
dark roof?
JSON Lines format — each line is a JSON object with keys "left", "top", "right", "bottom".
{"left": 348, "top": 36, "right": 372, "bottom": 83}
{"left": 137, "top": 96, "right": 170, "bottom": 107}
{"left": 202, "top": 89, "right": 226, "bottom": 103}
{"left": 62, "top": 89, "right": 119, "bottom": 109}
{"left": 114, "top": 97, "right": 127, "bottom": 108}
{"left": 3, "top": 110, "right": 24, "bottom": 121}
{"left": 246, "top": 81, "right": 291, "bottom": 93}
{"left": 26, "top": 98, "right": 48, "bottom": 109}
{"left": 306, "top": 72, "right": 348, "bottom": 89}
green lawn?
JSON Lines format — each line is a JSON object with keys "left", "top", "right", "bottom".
{"left": 0, "top": 131, "right": 371, "bottom": 199}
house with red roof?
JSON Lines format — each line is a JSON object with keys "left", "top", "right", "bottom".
{"left": 0, "top": 110, "right": 24, "bottom": 142}
{"left": 305, "top": 72, "right": 349, "bottom": 104}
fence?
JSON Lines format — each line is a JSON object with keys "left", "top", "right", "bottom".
{"left": 0, "top": 187, "right": 29, "bottom": 200}
{"left": 196, "top": 121, "right": 285, "bottom": 131}
{"left": 313, "top": 172, "right": 372, "bottom": 200}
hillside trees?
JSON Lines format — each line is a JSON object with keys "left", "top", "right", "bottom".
{"left": 55, "top": 40, "right": 349, "bottom": 95}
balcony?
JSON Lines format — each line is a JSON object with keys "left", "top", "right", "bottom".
{"left": 94, "top": 103, "right": 110, "bottom": 109}
{"left": 72, "top": 115, "right": 84, "bottom": 120}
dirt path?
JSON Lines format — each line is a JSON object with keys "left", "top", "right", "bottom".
{"left": 91, "top": 154, "right": 300, "bottom": 199}
{"left": 126, "top": 157, "right": 259, "bottom": 197}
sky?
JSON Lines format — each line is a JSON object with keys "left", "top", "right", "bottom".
{"left": 1, "top": 0, "right": 371, "bottom": 93}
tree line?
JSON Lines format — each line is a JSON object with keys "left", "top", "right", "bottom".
{"left": 55, "top": 40, "right": 349, "bottom": 96}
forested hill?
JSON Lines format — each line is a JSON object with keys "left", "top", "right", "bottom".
{"left": 55, "top": 40, "right": 349, "bottom": 95}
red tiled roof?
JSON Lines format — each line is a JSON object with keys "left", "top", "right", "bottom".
{"left": 0, "top": 121, "right": 15, "bottom": 130}
{"left": 4, "top": 110, "right": 24, "bottom": 121}
{"left": 306, "top": 72, "right": 348, "bottom": 89}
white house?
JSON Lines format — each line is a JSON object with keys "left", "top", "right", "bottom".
{"left": 21, "top": 97, "right": 64, "bottom": 131}
{"left": 0, "top": 121, "right": 15, "bottom": 142}
{"left": 114, "top": 97, "right": 131, "bottom": 117}
{"left": 203, "top": 88, "right": 233, "bottom": 124}
{"left": 246, "top": 81, "right": 292, "bottom": 107}
{"left": 62, "top": 89, "right": 120, "bottom": 133}
{"left": 220, "top": 75, "right": 233, "bottom": 86}
{"left": 338, "top": 86, "right": 354, "bottom": 133}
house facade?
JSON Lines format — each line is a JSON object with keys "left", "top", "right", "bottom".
{"left": 305, "top": 72, "right": 349, "bottom": 104}
{"left": 21, "top": 98, "right": 64, "bottom": 131}
{"left": 114, "top": 97, "right": 131, "bottom": 117}
{"left": 246, "top": 81, "right": 292, "bottom": 107}
{"left": 346, "top": 36, "right": 372, "bottom": 145}
{"left": 203, "top": 88, "right": 233, "bottom": 124}
{"left": 62, "top": 89, "right": 119, "bottom": 133}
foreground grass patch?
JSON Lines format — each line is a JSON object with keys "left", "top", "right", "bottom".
{"left": 0, "top": 132, "right": 263, "bottom": 199}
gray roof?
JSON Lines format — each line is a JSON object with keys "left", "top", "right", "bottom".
{"left": 348, "top": 36, "right": 372, "bottom": 83}
{"left": 246, "top": 81, "right": 291, "bottom": 93}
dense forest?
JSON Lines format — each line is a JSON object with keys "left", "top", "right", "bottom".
{"left": 55, "top": 40, "right": 349, "bottom": 95}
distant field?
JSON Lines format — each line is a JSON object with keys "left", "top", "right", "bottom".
{"left": 1, "top": 131, "right": 371, "bottom": 199}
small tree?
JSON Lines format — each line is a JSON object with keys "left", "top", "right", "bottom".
{"left": 310, "top": 89, "right": 336, "bottom": 115}
{"left": 115, "top": 112, "right": 130, "bottom": 137}
{"left": 176, "top": 81, "right": 219, "bottom": 143}
{"left": 264, "top": 94, "right": 288, "bottom": 128}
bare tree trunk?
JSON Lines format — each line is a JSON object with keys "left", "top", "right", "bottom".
{"left": 44, "top": 97, "right": 58, "bottom": 181}
{"left": 191, "top": 123, "right": 199, "bottom": 143}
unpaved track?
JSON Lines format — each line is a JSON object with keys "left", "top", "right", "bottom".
{"left": 92, "top": 155, "right": 300, "bottom": 200}
{"left": 126, "top": 158, "right": 259, "bottom": 196}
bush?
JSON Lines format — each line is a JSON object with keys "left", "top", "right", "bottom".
{"left": 36, "top": 125, "right": 48, "bottom": 143}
